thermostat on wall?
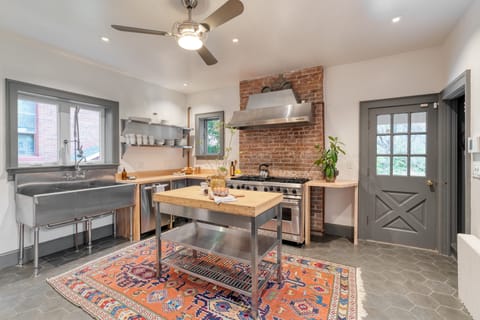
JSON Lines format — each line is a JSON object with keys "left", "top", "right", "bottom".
{"left": 467, "top": 137, "right": 480, "bottom": 153}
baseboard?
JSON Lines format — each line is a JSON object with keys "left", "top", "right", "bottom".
{"left": 0, "top": 224, "right": 114, "bottom": 270}
{"left": 324, "top": 223, "right": 354, "bottom": 239}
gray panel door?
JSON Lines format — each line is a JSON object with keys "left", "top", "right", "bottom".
{"left": 366, "top": 103, "right": 437, "bottom": 249}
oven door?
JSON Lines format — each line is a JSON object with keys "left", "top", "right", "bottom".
{"left": 260, "top": 198, "right": 301, "bottom": 236}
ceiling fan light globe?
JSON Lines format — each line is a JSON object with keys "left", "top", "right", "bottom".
{"left": 178, "top": 34, "right": 203, "bottom": 50}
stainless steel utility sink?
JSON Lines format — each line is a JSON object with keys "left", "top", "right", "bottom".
{"left": 15, "top": 169, "right": 136, "bottom": 276}
{"left": 16, "top": 181, "right": 135, "bottom": 227}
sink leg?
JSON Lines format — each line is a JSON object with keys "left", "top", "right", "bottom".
{"left": 33, "top": 227, "right": 39, "bottom": 277}
{"left": 87, "top": 218, "right": 92, "bottom": 253}
{"left": 17, "top": 223, "right": 24, "bottom": 267}
{"left": 129, "top": 206, "right": 133, "bottom": 242}
{"left": 74, "top": 222, "right": 79, "bottom": 252}
{"left": 113, "top": 210, "right": 117, "bottom": 239}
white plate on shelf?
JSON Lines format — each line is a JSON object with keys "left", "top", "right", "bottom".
{"left": 160, "top": 120, "right": 169, "bottom": 125}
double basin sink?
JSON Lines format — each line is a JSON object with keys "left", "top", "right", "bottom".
{"left": 16, "top": 178, "right": 136, "bottom": 228}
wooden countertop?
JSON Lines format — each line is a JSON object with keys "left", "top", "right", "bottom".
{"left": 116, "top": 173, "right": 211, "bottom": 184}
{"left": 153, "top": 186, "right": 283, "bottom": 217}
{"left": 306, "top": 179, "right": 358, "bottom": 188}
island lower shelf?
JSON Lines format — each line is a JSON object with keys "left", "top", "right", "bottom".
{"left": 163, "top": 247, "right": 278, "bottom": 297}
{"left": 161, "top": 222, "right": 279, "bottom": 264}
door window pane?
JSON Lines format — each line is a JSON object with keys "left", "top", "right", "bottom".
{"left": 411, "top": 112, "right": 427, "bottom": 132}
{"left": 18, "top": 99, "right": 58, "bottom": 166}
{"left": 411, "top": 134, "right": 426, "bottom": 155}
{"left": 377, "top": 136, "right": 391, "bottom": 154}
{"left": 376, "top": 156, "right": 390, "bottom": 175}
{"left": 377, "top": 114, "right": 391, "bottom": 134}
{"left": 410, "top": 157, "right": 426, "bottom": 176}
{"left": 393, "top": 135, "right": 408, "bottom": 154}
{"left": 393, "top": 113, "right": 408, "bottom": 133}
{"left": 393, "top": 156, "right": 408, "bottom": 176}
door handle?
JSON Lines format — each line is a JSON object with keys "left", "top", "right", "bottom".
{"left": 426, "top": 179, "right": 434, "bottom": 186}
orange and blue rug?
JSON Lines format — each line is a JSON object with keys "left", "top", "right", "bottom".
{"left": 47, "top": 238, "right": 364, "bottom": 320}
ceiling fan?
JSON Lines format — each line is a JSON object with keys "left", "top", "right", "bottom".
{"left": 111, "top": 0, "right": 244, "bottom": 66}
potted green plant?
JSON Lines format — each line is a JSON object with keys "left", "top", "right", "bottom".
{"left": 314, "top": 136, "right": 346, "bottom": 182}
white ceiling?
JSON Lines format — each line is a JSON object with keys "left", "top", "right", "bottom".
{"left": 0, "top": 0, "right": 473, "bottom": 93}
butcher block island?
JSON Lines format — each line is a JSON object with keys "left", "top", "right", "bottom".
{"left": 153, "top": 186, "right": 283, "bottom": 319}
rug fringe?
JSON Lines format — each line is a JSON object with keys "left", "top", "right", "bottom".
{"left": 356, "top": 268, "right": 368, "bottom": 320}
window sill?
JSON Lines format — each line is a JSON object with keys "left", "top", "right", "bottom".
{"left": 7, "top": 163, "right": 119, "bottom": 181}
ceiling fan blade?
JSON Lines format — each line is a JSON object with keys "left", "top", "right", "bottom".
{"left": 111, "top": 25, "right": 171, "bottom": 36}
{"left": 197, "top": 46, "right": 218, "bottom": 65}
{"left": 201, "top": 0, "right": 244, "bottom": 30}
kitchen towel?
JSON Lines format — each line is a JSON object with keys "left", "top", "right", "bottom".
{"left": 214, "top": 194, "right": 237, "bottom": 204}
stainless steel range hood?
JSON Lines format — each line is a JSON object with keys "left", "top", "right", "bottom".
{"left": 227, "top": 89, "right": 312, "bottom": 129}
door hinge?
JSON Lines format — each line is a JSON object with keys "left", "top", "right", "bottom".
{"left": 367, "top": 167, "right": 370, "bottom": 176}
{"left": 366, "top": 215, "right": 369, "bottom": 225}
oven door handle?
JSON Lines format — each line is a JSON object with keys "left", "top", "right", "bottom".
{"left": 282, "top": 198, "right": 301, "bottom": 204}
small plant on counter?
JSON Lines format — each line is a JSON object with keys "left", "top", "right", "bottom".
{"left": 314, "top": 136, "right": 346, "bottom": 182}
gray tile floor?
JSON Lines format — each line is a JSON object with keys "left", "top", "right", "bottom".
{"left": 0, "top": 235, "right": 473, "bottom": 319}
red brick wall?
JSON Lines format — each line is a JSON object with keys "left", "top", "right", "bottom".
{"left": 238, "top": 66, "right": 325, "bottom": 233}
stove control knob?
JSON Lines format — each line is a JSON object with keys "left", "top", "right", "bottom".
{"left": 253, "top": 186, "right": 258, "bottom": 191}
{"left": 292, "top": 189, "right": 297, "bottom": 194}
{"left": 246, "top": 186, "right": 250, "bottom": 190}
{"left": 269, "top": 186, "right": 274, "bottom": 191}
{"left": 236, "top": 185, "right": 241, "bottom": 189}
{"left": 264, "top": 187, "right": 269, "bottom": 192}
{"left": 283, "top": 189, "right": 288, "bottom": 194}
{"left": 241, "top": 185, "right": 245, "bottom": 189}
{"left": 227, "top": 184, "right": 233, "bottom": 189}
{"left": 276, "top": 187, "right": 281, "bottom": 192}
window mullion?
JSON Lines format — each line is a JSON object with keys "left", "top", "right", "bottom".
{"left": 59, "top": 103, "right": 71, "bottom": 165}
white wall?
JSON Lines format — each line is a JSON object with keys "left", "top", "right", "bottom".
{"left": 0, "top": 29, "right": 187, "bottom": 255}
{"left": 187, "top": 85, "right": 240, "bottom": 171}
{"left": 442, "top": 0, "right": 480, "bottom": 239}
{"left": 324, "top": 47, "right": 446, "bottom": 226}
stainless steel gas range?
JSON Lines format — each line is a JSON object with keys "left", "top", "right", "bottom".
{"left": 227, "top": 176, "right": 309, "bottom": 244}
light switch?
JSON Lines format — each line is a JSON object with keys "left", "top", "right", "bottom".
{"left": 473, "top": 164, "right": 480, "bottom": 179}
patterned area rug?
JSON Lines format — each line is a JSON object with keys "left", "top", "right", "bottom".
{"left": 47, "top": 238, "right": 364, "bottom": 320}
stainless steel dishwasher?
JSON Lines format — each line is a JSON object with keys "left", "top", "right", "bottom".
{"left": 140, "top": 183, "right": 173, "bottom": 233}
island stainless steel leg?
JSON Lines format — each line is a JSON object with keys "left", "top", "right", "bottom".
{"left": 33, "top": 227, "right": 40, "bottom": 277}
{"left": 17, "top": 223, "right": 24, "bottom": 266}
{"left": 276, "top": 204, "right": 282, "bottom": 282}
{"left": 155, "top": 202, "right": 162, "bottom": 278}
{"left": 250, "top": 217, "right": 259, "bottom": 319}
{"left": 129, "top": 207, "right": 133, "bottom": 242}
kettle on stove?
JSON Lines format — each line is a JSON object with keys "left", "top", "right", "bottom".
{"left": 258, "top": 163, "right": 270, "bottom": 179}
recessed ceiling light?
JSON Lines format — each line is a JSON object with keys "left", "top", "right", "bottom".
{"left": 232, "top": 38, "right": 239, "bottom": 43}
{"left": 392, "top": 16, "right": 401, "bottom": 23}
{"left": 183, "top": 83, "right": 188, "bottom": 87}
{"left": 101, "top": 36, "right": 110, "bottom": 42}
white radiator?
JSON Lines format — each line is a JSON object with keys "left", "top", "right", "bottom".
{"left": 458, "top": 234, "right": 480, "bottom": 319}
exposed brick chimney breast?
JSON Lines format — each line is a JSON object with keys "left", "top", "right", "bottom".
{"left": 238, "top": 66, "right": 325, "bottom": 234}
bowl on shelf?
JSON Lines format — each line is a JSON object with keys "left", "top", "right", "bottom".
{"left": 156, "top": 139, "right": 165, "bottom": 145}
{"left": 175, "top": 138, "right": 187, "bottom": 146}
{"left": 165, "top": 139, "right": 175, "bottom": 146}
